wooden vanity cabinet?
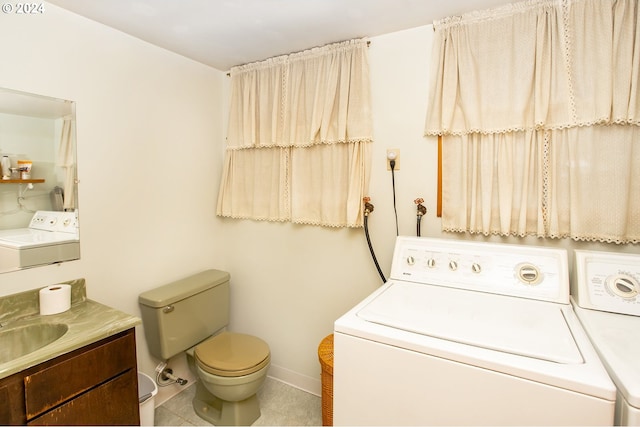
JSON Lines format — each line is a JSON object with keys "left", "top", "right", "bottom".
{"left": 0, "top": 328, "right": 140, "bottom": 425}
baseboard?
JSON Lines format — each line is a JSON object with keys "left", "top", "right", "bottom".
{"left": 267, "top": 363, "right": 322, "bottom": 397}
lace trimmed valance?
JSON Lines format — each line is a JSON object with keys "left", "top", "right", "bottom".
{"left": 227, "top": 38, "right": 372, "bottom": 149}
{"left": 425, "top": 0, "right": 640, "bottom": 137}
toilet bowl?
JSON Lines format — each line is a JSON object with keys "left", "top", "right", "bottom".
{"left": 138, "top": 269, "right": 271, "bottom": 426}
{"left": 187, "top": 331, "right": 271, "bottom": 425}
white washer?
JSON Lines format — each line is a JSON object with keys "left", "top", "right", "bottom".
{"left": 571, "top": 250, "right": 640, "bottom": 425}
{"left": 334, "top": 237, "right": 615, "bottom": 426}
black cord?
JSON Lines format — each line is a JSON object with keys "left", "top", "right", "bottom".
{"left": 390, "top": 160, "right": 399, "bottom": 236}
{"left": 417, "top": 216, "right": 421, "bottom": 237}
{"left": 364, "top": 214, "right": 386, "bottom": 284}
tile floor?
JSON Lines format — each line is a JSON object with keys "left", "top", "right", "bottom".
{"left": 154, "top": 377, "right": 322, "bottom": 426}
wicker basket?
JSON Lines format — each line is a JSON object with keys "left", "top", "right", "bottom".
{"left": 318, "top": 334, "right": 334, "bottom": 426}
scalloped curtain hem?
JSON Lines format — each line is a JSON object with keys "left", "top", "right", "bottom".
{"left": 227, "top": 138, "right": 374, "bottom": 151}
{"left": 217, "top": 213, "right": 363, "bottom": 229}
{"left": 425, "top": 119, "right": 640, "bottom": 138}
{"left": 442, "top": 227, "right": 639, "bottom": 245}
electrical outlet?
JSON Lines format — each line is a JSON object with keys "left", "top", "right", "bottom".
{"left": 386, "top": 149, "right": 400, "bottom": 171}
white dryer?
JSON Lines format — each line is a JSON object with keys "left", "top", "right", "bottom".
{"left": 571, "top": 250, "right": 640, "bottom": 425}
{"left": 334, "top": 237, "right": 615, "bottom": 426}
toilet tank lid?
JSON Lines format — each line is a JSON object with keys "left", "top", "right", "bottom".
{"left": 138, "top": 269, "right": 230, "bottom": 308}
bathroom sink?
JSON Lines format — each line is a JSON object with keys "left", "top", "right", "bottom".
{"left": 0, "top": 323, "right": 68, "bottom": 364}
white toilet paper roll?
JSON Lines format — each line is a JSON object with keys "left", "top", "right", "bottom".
{"left": 39, "top": 284, "right": 71, "bottom": 315}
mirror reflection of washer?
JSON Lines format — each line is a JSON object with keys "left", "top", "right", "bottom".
{"left": 571, "top": 250, "right": 640, "bottom": 425}
{"left": 0, "top": 211, "right": 79, "bottom": 271}
{"left": 334, "top": 237, "right": 616, "bottom": 426}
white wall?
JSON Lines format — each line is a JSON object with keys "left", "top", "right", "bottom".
{"left": 1, "top": 2, "right": 637, "bottom": 407}
{"left": 0, "top": 3, "right": 226, "bottom": 403}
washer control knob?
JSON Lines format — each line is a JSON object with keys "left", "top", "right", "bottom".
{"left": 606, "top": 274, "right": 639, "bottom": 299}
{"left": 471, "top": 263, "right": 482, "bottom": 274}
{"left": 407, "top": 256, "right": 415, "bottom": 266}
{"left": 517, "top": 263, "right": 542, "bottom": 285}
{"left": 449, "top": 260, "right": 458, "bottom": 271}
{"left": 427, "top": 258, "right": 436, "bottom": 268}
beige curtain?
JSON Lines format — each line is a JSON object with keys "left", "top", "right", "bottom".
{"left": 548, "top": 125, "right": 640, "bottom": 243}
{"left": 218, "top": 39, "right": 373, "bottom": 227}
{"left": 427, "top": 0, "right": 640, "bottom": 243}
{"left": 58, "top": 117, "right": 76, "bottom": 211}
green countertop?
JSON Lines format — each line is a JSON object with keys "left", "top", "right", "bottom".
{"left": 0, "top": 279, "right": 140, "bottom": 379}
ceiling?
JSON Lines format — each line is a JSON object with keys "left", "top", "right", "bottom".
{"left": 47, "top": 0, "right": 512, "bottom": 71}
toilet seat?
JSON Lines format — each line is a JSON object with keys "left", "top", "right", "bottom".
{"left": 195, "top": 331, "right": 270, "bottom": 377}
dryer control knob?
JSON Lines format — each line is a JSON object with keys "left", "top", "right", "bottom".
{"left": 449, "top": 260, "right": 458, "bottom": 271}
{"left": 427, "top": 258, "right": 436, "bottom": 268}
{"left": 471, "top": 263, "right": 481, "bottom": 274}
{"left": 406, "top": 256, "right": 415, "bottom": 266}
{"left": 606, "top": 274, "right": 639, "bottom": 299}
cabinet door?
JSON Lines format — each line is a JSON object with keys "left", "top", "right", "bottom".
{"left": 0, "top": 329, "right": 139, "bottom": 426}
{"left": 0, "top": 373, "right": 26, "bottom": 425}
{"left": 24, "top": 330, "right": 137, "bottom": 419}
{"left": 28, "top": 369, "right": 139, "bottom": 426}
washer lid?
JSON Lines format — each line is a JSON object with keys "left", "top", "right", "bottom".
{"left": 195, "top": 332, "right": 270, "bottom": 377}
{"left": 357, "top": 281, "right": 583, "bottom": 364}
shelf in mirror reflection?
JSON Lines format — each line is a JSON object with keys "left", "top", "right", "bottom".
{"left": 0, "top": 179, "right": 45, "bottom": 184}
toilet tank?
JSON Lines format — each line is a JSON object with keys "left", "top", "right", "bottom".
{"left": 138, "top": 269, "right": 230, "bottom": 360}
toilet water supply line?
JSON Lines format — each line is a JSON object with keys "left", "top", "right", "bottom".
{"left": 155, "top": 361, "right": 188, "bottom": 387}
{"left": 363, "top": 197, "right": 387, "bottom": 284}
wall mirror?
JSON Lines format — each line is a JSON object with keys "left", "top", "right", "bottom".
{"left": 0, "top": 87, "right": 79, "bottom": 273}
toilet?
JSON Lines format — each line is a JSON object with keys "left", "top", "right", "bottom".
{"left": 138, "top": 269, "right": 270, "bottom": 426}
